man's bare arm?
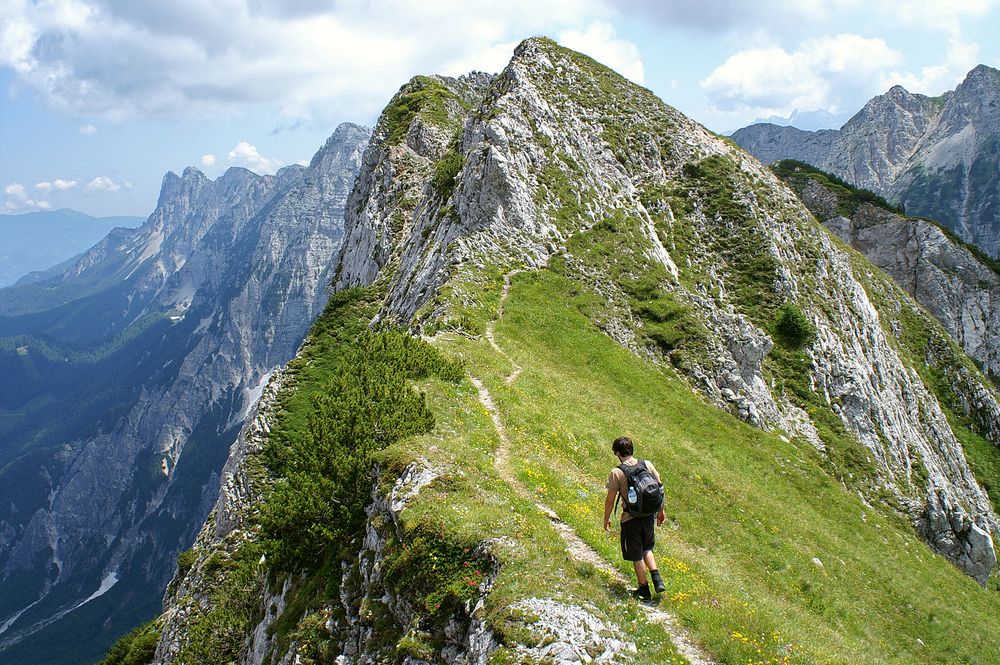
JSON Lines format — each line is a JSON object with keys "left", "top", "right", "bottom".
{"left": 603, "top": 488, "right": 617, "bottom": 531}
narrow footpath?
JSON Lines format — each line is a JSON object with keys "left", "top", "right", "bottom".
{"left": 471, "top": 271, "right": 716, "bottom": 665}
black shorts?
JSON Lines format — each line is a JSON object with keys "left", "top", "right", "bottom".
{"left": 620, "top": 514, "right": 655, "bottom": 562}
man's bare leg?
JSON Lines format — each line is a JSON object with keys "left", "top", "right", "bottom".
{"left": 632, "top": 560, "right": 647, "bottom": 585}
{"left": 644, "top": 550, "right": 665, "bottom": 592}
{"left": 643, "top": 550, "right": 657, "bottom": 574}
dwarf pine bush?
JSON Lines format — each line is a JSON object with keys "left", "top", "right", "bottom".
{"left": 259, "top": 326, "right": 462, "bottom": 573}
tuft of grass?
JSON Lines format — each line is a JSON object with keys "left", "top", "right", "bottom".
{"left": 430, "top": 146, "right": 465, "bottom": 201}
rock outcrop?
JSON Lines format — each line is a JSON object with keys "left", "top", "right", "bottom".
{"left": 732, "top": 65, "right": 1000, "bottom": 257}
{"left": 780, "top": 166, "right": 1000, "bottom": 380}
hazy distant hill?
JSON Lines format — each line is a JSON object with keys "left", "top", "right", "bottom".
{"left": 0, "top": 209, "right": 144, "bottom": 287}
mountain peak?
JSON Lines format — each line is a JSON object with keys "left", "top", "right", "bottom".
{"left": 513, "top": 35, "right": 555, "bottom": 56}
{"left": 966, "top": 63, "right": 1000, "bottom": 80}
{"left": 310, "top": 123, "right": 372, "bottom": 170}
{"left": 957, "top": 63, "right": 1000, "bottom": 95}
{"left": 181, "top": 165, "right": 206, "bottom": 179}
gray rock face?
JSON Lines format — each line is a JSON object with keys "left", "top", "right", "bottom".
{"left": 792, "top": 176, "right": 1000, "bottom": 380}
{"left": 0, "top": 123, "right": 369, "bottom": 661}
{"left": 732, "top": 65, "right": 1000, "bottom": 257}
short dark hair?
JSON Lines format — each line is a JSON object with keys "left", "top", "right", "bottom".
{"left": 612, "top": 436, "right": 633, "bottom": 457}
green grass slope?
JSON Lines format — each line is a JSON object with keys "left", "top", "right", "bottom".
{"left": 176, "top": 265, "right": 1000, "bottom": 664}
{"left": 416, "top": 267, "right": 1000, "bottom": 664}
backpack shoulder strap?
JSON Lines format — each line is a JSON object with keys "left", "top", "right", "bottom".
{"left": 621, "top": 460, "right": 645, "bottom": 479}
{"left": 613, "top": 464, "right": 628, "bottom": 513}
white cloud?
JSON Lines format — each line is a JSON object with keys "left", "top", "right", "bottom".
{"left": 35, "top": 179, "right": 78, "bottom": 192}
{"left": 5, "top": 183, "right": 28, "bottom": 199}
{"left": 227, "top": 142, "right": 282, "bottom": 174}
{"left": 879, "top": 32, "right": 981, "bottom": 95}
{"left": 201, "top": 154, "right": 217, "bottom": 167}
{"left": 558, "top": 22, "right": 644, "bottom": 84}
{"left": 4, "top": 182, "right": 51, "bottom": 211}
{"left": 616, "top": 0, "right": 995, "bottom": 34}
{"left": 79, "top": 123, "right": 97, "bottom": 135}
{"left": 885, "top": 0, "right": 995, "bottom": 33}
{"left": 0, "top": 0, "right": 609, "bottom": 121}
{"left": 701, "top": 34, "right": 903, "bottom": 117}
{"left": 85, "top": 176, "right": 122, "bottom": 192}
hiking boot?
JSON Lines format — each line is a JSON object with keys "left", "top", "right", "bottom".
{"left": 650, "top": 569, "right": 666, "bottom": 594}
{"left": 630, "top": 583, "right": 651, "bottom": 601}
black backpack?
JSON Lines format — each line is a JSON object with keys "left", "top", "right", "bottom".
{"left": 617, "top": 460, "right": 664, "bottom": 517}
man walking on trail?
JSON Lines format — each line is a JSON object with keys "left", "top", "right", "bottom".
{"left": 603, "top": 436, "right": 666, "bottom": 600}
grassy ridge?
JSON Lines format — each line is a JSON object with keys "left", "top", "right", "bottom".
{"left": 425, "top": 268, "right": 1000, "bottom": 664}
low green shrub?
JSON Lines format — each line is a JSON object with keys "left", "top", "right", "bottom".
{"left": 176, "top": 548, "right": 197, "bottom": 578}
{"left": 259, "top": 328, "right": 462, "bottom": 572}
{"left": 100, "top": 619, "right": 160, "bottom": 665}
{"left": 773, "top": 303, "right": 815, "bottom": 349}
{"left": 431, "top": 148, "right": 465, "bottom": 200}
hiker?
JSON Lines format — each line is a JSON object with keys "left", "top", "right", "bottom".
{"left": 603, "top": 436, "right": 666, "bottom": 600}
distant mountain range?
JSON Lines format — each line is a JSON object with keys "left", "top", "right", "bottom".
{"left": 732, "top": 65, "right": 1000, "bottom": 257}
{"left": 0, "top": 209, "right": 144, "bottom": 287}
{"left": 0, "top": 123, "right": 370, "bottom": 665}
{"left": 746, "top": 108, "right": 852, "bottom": 132}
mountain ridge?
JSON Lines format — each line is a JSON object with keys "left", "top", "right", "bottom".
{"left": 0, "top": 209, "right": 145, "bottom": 288}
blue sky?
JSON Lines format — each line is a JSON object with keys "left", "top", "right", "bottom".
{"left": 2, "top": 0, "right": 998, "bottom": 218}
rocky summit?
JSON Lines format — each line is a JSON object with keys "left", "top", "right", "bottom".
{"left": 0, "top": 123, "right": 370, "bottom": 665}
{"left": 732, "top": 65, "right": 1000, "bottom": 258}
{"left": 134, "top": 38, "right": 1000, "bottom": 665}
